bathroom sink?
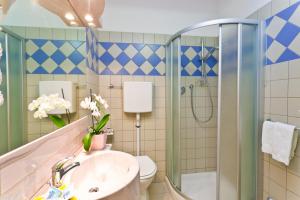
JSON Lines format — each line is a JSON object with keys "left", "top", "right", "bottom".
{"left": 63, "top": 150, "right": 140, "bottom": 200}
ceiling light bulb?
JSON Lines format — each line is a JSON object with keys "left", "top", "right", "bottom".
{"left": 85, "top": 14, "right": 94, "bottom": 22}
{"left": 65, "top": 13, "right": 75, "bottom": 21}
{"left": 70, "top": 21, "right": 78, "bottom": 26}
{"left": 88, "top": 22, "right": 96, "bottom": 27}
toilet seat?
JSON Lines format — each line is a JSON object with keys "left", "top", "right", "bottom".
{"left": 136, "top": 156, "right": 157, "bottom": 180}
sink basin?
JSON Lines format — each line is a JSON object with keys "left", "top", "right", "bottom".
{"left": 63, "top": 150, "right": 140, "bottom": 200}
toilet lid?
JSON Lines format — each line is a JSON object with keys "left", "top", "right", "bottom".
{"left": 136, "top": 156, "right": 157, "bottom": 178}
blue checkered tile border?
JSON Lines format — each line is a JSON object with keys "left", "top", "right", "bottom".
{"left": 181, "top": 46, "right": 218, "bottom": 76}
{"left": 86, "top": 28, "right": 99, "bottom": 74}
{"left": 94, "top": 42, "right": 218, "bottom": 76}
{"left": 97, "top": 42, "right": 166, "bottom": 76}
{"left": 26, "top": 39, "right": 86, "bottom": 74}
{"left": 265, "top": 1, "right": 300, "bottom": 65}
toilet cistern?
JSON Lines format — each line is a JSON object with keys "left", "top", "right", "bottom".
{"left": 123, "top": 81, "right": 153, "bottom": 156}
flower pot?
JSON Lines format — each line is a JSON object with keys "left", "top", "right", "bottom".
{"left": 91, "top": 133, "right": 107, "bottom": 150}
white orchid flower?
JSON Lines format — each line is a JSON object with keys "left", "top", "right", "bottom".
{"left": 33, "top": 109, "right": 48, "bottom": 119}
{"left": 28, "top": 93, "right": 71, "bottom": 119}
{"left": 80, "top": 97, "right": 91, "bottom": 109}
{"left": 0, "top": 91, "right": 4, "bottom": 106}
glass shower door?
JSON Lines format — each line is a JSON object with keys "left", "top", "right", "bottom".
{"left": 7, "top": 33, "right": 24, "bottom": 150}
{"left": 0, "top": 32, "right": 9, "bottom": 154}
{"left": 0, "top": 29, "right": 25, "bottom": 154}
{"left": 166, "top": 37, "right": 182, "bottom": 190}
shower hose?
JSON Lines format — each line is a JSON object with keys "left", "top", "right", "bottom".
{"left": 189, "top": 82, "right": 214, "bottom": 123}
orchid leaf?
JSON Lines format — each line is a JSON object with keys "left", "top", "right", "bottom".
{"left": 82, "top": 132, "right": 93, "bottom": 151}
{"left": 49, "top": 115, "right": 66, "bottom": 128}
{"left": 95, "top": 114, "right": 110, "bottom": 133}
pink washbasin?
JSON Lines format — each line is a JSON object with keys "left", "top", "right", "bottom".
{"left": 63, "top": 150, "right": 140, "bottom": 200}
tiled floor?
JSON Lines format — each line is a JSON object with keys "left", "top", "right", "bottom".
{"left": 149, "top": 182, "right": 174, "bottom": 200}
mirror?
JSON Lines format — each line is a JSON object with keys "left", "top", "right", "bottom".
{"left": 0, "top": 0, "right": 100, "bottom": 155}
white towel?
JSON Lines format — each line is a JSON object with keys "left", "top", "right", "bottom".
{"left": 262, "top": 121, "right": 298, "bottom": 166}
{"left": 262, "top": 121, "right": 275, "bottom": 154}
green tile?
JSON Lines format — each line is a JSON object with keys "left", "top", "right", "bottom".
{"left": 52, "top": 28, "right": 65, "bottom": 40}
{"left": 26, "top": 27, "right": 40, "bottom": 39}
{"left": 39, "top": 28, "right": 53, "bottom": 39}
{"left": 65, "top": 29, "right": 78, "bottom": 40}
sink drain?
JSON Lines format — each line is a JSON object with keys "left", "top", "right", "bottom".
{"left": 89, "top": 187, "right": 99, "bottom": 193}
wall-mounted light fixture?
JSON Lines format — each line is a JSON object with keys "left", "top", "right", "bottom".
{"left": 36, "top": 0, "right": 105, "bottom": 28}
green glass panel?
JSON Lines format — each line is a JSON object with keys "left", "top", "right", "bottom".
{"left": 0, "top": 32, "right": 8, "bottom": 154}
{"left": 7, "top": 34, "right": 24, "bottom": 150}
{"left": 172, "top": 37, "right": 181, "bottom": 189}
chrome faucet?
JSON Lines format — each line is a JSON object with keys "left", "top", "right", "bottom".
{"left": 51, "top": 156, "right": 80, "bottom": 188}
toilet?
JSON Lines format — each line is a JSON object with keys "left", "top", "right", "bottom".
{"left": 136, "top": 155, "right": 157, "bottom": 200}
{"left": 123, "top": 82, "right": 157, "bottom": 199}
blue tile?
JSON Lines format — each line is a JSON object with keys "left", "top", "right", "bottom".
{"left": 277, "top": 1, "right": 300, "bottom": 21}
{"left": 181, "top": 55, "right": 189, "bottom": 67}
{"left": 25, "top": 53, "right": 30, "bottom": 60}
{"left": 51, "top": 50, "right": 66, "bottom": 65}
{"left": 206, "top": 47, "right": 214, "bottom": 52}
{"left": 181, "top": 46, "right": 189, "bottom": 53}
{"left": 207, "top": 70, "right": 217, "bottom": 76}
{"left": 133, "top": 43, "right": 145, "bottom": 51}
{"left": 276, "top": 48, "right": 300, "bottom": 63}
{"left": 192, "top": 70, "right": 202, "bottom": 76}
{"left": 266, "top": 35, "right": 274, "bottom": 49}
{"left": 52, "top": 67, "right": 66, "bottom": 74}
{"left": 132, "top": 53, "right": 146, "bottom": 66}
{"left": 148, "top": 44, "right": 160, "bottom": 52}
{"left": 192, "top": 46, "right": 201, "bottom": 53}
{"left": 100, "top": 68, "right": 112, "bottom": 75}
{"left": 181, "top": 69, "right": 189, "bottom": 76}
{"left": 32, "top": 39, "right": 47, "bottom": 47}
{"left": 69, "top": 51, "right": 85, "bottom": 65}
{"left": 52, "top": 40, "right": 65, "bottom": 48}
{"left": 116, "top": 52, "right": 130, "bottom": 66}
{"left": 206, "top": 56, "right": 218, "bottom": 68}
{"left": 266, "top": 57, "right": 273, "bottom": 65}
{"left": 192, "top": 55, "right": 201, "bottom": 68}
{"left": 31, "top": 49, "right": 48, "bottom": 64}
{"left": 117, "top": 43, "right": 129, "bottom": 50}
{"left": 69, "top": 67, "right": 84, "bottom": 75}
{"left": 32, "top": 66, "right": 48, "bottom": 74}
{"left": 148, "top": 54, "right": 161, "bottom": 67}
{"left": 275, "top": 23, "right": 300, "bottom": 47}
{"left": 99, "top": 52, "right": 114, "bottom": 66}
{"left": 100, "top": 42, "right": 113, "bottom": 50}
{"left": 117, "top": 68, "right": 130, "bottom": 75}
{"left": 133, "top": 68, "right": 146, "bottom": 75}
{"left": 149, "top": 68, "right": 161, "bottom": 76}
{"left": 265, "top": 17, "right": 274, "bottom": 27}
{"left": 70, "top": 41, "right": 83, "bottom": 49}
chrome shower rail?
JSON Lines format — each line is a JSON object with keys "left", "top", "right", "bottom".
{"left": 166, "top": 18, "right": 259, "bottom": 45}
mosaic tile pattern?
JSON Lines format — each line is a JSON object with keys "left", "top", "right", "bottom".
{"left": 97, "top": 42, "right": 166, "bottom": 76}
{"left": 95, "top": 42, "right": 218, "bottom": 76}
{"left": 266, "top": 1, "right": 300, "bottom": 65}
{"left": 26, "top": 39, "right": 86, "bottom": 74}
{"left": 86, "top": 28, "right": 99, "bottom": 74}
{"left": 181, "top": 46, "right": 218, "bottom": 76}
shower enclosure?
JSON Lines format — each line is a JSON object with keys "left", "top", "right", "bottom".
{"left": 0, "top": 27, "right": 26, "bottom": 155}
{"left": 166, "top": 19, "right": 263, "bottom": 200}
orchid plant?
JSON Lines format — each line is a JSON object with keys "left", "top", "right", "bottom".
{"left": 28, "top": 94, "right": 71, "bottom": 128}
{"left": 80, "top": 93, "right": 110, "bottom": 151}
